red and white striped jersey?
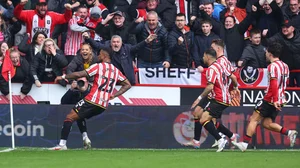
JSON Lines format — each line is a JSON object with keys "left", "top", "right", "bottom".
{"left": 216, "top": 55, "right": 235, "bottom": 75}
{"left": 206, "top": 61, "right": 231, "bottom": 105}
{"left": 64, "top": 17, "right": 85, "bottom": 56}
{"left": 85, "top": 63, "right": 126, "bottom": 108}
{"left": 264, "top": 60, "right": 289, "bottom": 104}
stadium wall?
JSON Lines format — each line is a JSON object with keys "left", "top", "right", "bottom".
{"left": 0, "top": 105, "right": 299, "bottom": 149}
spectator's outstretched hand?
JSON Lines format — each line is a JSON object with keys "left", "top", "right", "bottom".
{"left": 5, "top": 94, "right": 10, "bottom": 102}
{"left": 20, "top": 0, "right": 28, "bottom": 5}
{"left": 135, "top": 17, "right": 144, "bottom": 23}
{"left": 35, "top": 80, "right": 42, "bottom": 87}
{"left": 162, "top": 61, "right": 170, "bottom": 68}
{"left": 190, "top": 16, "right": 196, "bottom": 22}
{"left": 64, "top": 3, "right": 73, "bottom": 10}
{"left": 178, "top": 36, "right": 184, "bottom": 45}
{"left": 145, "top": 34, "right": 157, "bottom": 43}
{"left": 82, "top": 32, "right": 90, "bottom": 39}
{"left": 262, "top": 29, "right": 268, "bottom": 37}
{"left": 252, "top": 5, "right": 257, "bottom": 12}
{"left": 197, "top": 66, "right": 204, "bottom": 73}
{"left": 7, "top": 0, "right": 12, "bottom": 6}
{"left": 199, "top": 4, "right": 204, "bottom": 11}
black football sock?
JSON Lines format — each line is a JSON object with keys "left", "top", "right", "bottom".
{"left": 77, "top": 119, "right": 87, "bottom": 133}
{"left": 202, "top": 120, "right": 222, "bottom": 140}
{"left": 194, "top": 119, "right": 202, "bottom": 141}
{"left": 216, "top": 121, "right": 233, "bottom": 138}
{"left": 61, "top": 119, "right": 73, "bottom": 140}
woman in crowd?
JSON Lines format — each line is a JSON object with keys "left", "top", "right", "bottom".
{"left": 18, "top": 31, "right": 47, "bottom": 63}
{"left": 31, "top": 38, "right": 68, "bottom": 87}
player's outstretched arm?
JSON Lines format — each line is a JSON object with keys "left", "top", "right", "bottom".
{"left": 55, "top": 70, "right": 88, "bottom": 83}
{"left": 110, "top": 79, "right": 132, "bottom": 100}
{"left": 191, "top": 83, "right": 214, "bottom": 109}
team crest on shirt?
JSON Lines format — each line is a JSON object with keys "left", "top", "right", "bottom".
{"left": 173, "top": 111, "right": 208, "bottom": 147}
{"left": 238, "top": 66, "right": 264, "bottom": 86}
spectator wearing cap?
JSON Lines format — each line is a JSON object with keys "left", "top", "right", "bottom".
{"left": 13, "top": 0, "right": 73, "bottom": 43}
{"left": 283, "top": 0, "right": 300, "bottom": 29}
{"left": 64, "top": 5, "right": 89, "bottom": 63}
{"left": 78, "top": 6, "right": 103, "bottom": 41}
{"left": 129, "top": 11, "right": 170, "bottom": 68}
{"left": 265, "top": 19, "right": 300, "bottom": 86}
{"left": 95, "top": 11, "right": 136, "bottom": 45}
{"left": 0, "top": 48, "right": 33, "bottom": 101}
{"left": 129, "top": 0, "right": 177, "bottom": 31}
{"left": 80, "top": 0, "right": 109, "bottom": 19}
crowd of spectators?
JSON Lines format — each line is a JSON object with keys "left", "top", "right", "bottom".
{"left": 0, "top": 0, "right": 300, "bottom": 100}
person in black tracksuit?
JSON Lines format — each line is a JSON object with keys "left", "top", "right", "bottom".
{"left": 168, "top": 13, "right": 194, "bottom": 68}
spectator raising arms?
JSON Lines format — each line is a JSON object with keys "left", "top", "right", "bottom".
{"left": 13, "top": 0, "right": 73, "bottom": 42}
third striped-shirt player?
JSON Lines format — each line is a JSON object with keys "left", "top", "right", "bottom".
{"left": 232, "top": 42, "right": 298, "bottom": 152}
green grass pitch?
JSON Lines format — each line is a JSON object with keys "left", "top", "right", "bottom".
{"left": 0, "top": 148, "right": 299, "bottom": 168}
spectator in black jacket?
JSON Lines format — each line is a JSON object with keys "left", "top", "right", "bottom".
{"left": 238, "top": 29, "right": 267, "bottom": 68}
{"left": 283, "top": 0, "right": 300, "bottom": 29}
{"left": 192, "top": 20, "right": 220, "bottom": 68}
{"left": 18, "top": 31, "right": 47, "bottom": 64}
{"left": 128, "top": 0, "right": 177, "bottom": 31}
{"left": 202, "top": 4, "right": 255, "bottom": 65}
{"left": 168, "top": 13, "right": 194, "bottom": 68}
{"left": 264, "top": 19, "right": 300, "bottom": 86}
{"left": 31, "top": 38, "right": 68, "bottom": 87}
{"left": 252, "top": 0, "right": 283, "bottom": 38}
{"left": 0, "top": 48, "right": 33, "bottom": 100}
{"left": 129, "top": 11, "right": 170, "bottom": 68}
{"left": 95, "top": 11, "right": 136, "bottom": 45}
{"left": 83, "top": 32, "right": 157, "bottom": 84}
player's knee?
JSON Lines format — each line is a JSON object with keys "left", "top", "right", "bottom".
{"left": 200, "top": 112, "right": 210, "bottom": 124}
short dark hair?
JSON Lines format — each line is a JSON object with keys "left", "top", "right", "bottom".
{"left": 250, "top": 28, "right": 261, "bottom": 37}
{"left": 267, "top": 42, "right": 282, "bottom": 58}
{"left": 176, "top": 13, "right": 186, "bottom": 18}
{"left": 204, "top": 48, "right": 217, "bottom": 59}
{"left": 201, "top": 19, "right": 212, "bottom": 26}
{"left": 211, "top": 39, "right": 225, "bottom": 48}
{"left": 77, "top": 5, "right": 88, "bottom": 11}
{"left": 225, "top": 15, "right": 236, "bottom": 23}
{"left": 32, "top": 31, "right": 48, "bottom": 46}
{"left": 204, "top": 2, "right": 214, "bottom": 9}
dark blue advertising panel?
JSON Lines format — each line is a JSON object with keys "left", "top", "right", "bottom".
{"left": 0, "top": 105, "right": 299, "bottom": 149}
{"left": 180, "top": 88, "right": 300, "bottom": 107}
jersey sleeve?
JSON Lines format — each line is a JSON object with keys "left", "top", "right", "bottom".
{"left": 268, "top": 64, "right": 278, "bottom": 79}
{"left": 117, "top": 69, "right": 127, "bottom": 82}
{"left": 206, "top": 67, "right": 217, "bottom": 84}
{"left": 85, "top": 63, "right": 99, "bottom": 77}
